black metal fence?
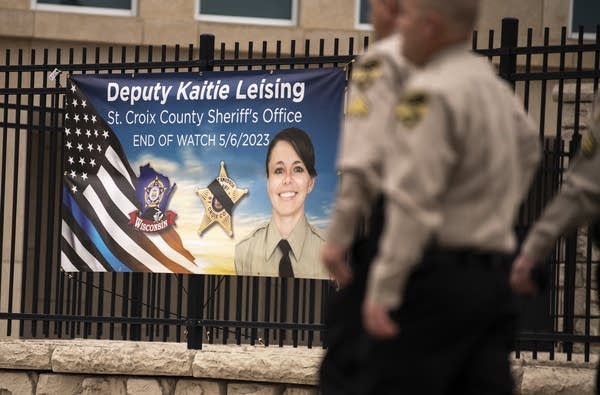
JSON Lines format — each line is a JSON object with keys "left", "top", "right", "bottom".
{"left": 1, "top": 18, "right": 600, "bottom": 360}
{"left": 474, "top": 18, "right": 600, "bottom": 362}
{"left": 0, "top": 33, "right": 358, "bottom": 350}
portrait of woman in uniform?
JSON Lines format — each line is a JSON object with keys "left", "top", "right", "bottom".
{"left": 234, "top": 127, "right": 329, "bottom": 279}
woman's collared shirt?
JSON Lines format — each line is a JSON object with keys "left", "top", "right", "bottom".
{"left": 235, "top": 216, "right": 328, "bottom": 279}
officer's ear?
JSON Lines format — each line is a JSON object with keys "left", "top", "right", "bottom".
{"left": 307, "top": 176, "right": 316, "bottom": 194}
{"left": 423, "top": 11, "right": 441, "bottom": 38}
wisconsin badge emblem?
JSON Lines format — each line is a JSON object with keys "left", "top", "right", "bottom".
{"left": 129, "top": 164, "right": 178, "bottom": 233}
{"left": 197, "top": 161, "right": 248, "bottom": 237}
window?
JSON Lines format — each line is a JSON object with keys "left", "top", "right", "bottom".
{"left": 569, "top": 0, "right": 600, "bottom": 39}
{"left": 32, "top": 0, "right": 136, "bottom": 16}
{"left": 356, "top": 0, "right": 371, "bottom": 30}
{"left": 197, "top": 0, "right": 297, "bottom": 26}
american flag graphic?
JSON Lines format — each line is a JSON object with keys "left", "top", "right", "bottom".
{"left": 61, "top": 76, "right": 198, "bottom": 273}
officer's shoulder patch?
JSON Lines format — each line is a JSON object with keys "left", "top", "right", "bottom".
{"left": 581, "top": 130, "right": 597, "bottom": 158}
{"left": 352, "top": 57, "right": 383, "bottom": 90}
{"left": 395, "top": 90, "right": 430, "bottom": 129}
{"left": 347, "top": 94, "right": 370, "bottom": 117}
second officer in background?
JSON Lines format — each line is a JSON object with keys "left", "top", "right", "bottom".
{"left": 361, "top": 0, "right": 541, "bottom": 393}
{"left": 319, "top": 0, "right": 412, "bottom": 394}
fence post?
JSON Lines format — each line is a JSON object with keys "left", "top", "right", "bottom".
{"left": 187, "top": 33, "right": 215, "bottom": 350}
{"left": 499, "top": 17, "right": 518, "bottom": 89}
{"left": 130, "top": 275, "right": 143, "bottom": 340}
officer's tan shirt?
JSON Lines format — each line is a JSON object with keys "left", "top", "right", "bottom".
{"left": 235, "top": 216, "right": 328, "bottom": 279}
{"left": 522, "top": 107, "right": 600, "bottom": 260}
{"left": 366, "top": 43, "right": 541, "bottom": 310}
{"left": 327, "top": 34, "right": 412, "bottom": 247}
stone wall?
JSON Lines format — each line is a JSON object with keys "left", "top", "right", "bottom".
{"left": 0, "top": 339, "right": 596, "bottom": 395}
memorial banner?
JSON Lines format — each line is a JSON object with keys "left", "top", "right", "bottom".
{"left": 61, "top": 68, "right": 345, "bottom": 278}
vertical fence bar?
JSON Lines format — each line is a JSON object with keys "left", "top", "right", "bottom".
{"left": 186, "top": 33, "right": 215, "bottom": 350}
{"left": 0, "top": 49, "right": 8, "bottom": 337}
{"left": 92, "top": 46, "right": 104, "bottom": 340}
{"left": 78, "top": 46, "right": 90, "bottom": 339}
{"left": 176, "top": 274, "right": 183, "bottom": 342}
{"left": 499, "top": 17, "right": 518, "bottom": 88}
{"left": 29, "top": 48, "right": 42, "bottom": 339}
{"left": 1, "top": 49, "right": 12, "bottom": 336}
{"left": 41, "top": 47, "right": 55, "bottom": 339}
{"left": 15, "top": 49, "right": 26, "bottom": 337}
{"left": 53, "top": 47, "right": 66, "bottom": 339}
{"left": 66, "top": 47, "right": 77, "bottom": 339}
{"left": 128, "top": 44, "right": 143, "bottom": 342}
{"left": 487, "top": 30, "right": 494, "bottom": 62}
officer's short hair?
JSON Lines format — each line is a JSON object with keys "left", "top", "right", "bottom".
{"left": 266, "top": 127, "right": 317, "bottom": 178}
{"left": 419, "top": 0, "right": 480, "bottom": 33}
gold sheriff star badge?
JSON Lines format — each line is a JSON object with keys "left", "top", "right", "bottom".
{"left": 196, "top": 161, "right": 248, "bottom": 237}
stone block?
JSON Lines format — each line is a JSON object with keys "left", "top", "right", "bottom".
{"left": 36, "top": 373, "right": 84, "bottom": 395}
{"left": 227, "top": 382, "right": 285, "bottom": 395}
{"left": 126, "top": 378, "right": 163, "bottom": 395}
{"left": 574, "top": 318, "right": 600, "bottom": 336}
{"left": 511, "top": 359, "right": 525, "bottom": 395}
{"left": 0, "top": 371, "right": 37, "bottom": 395}
{"left": 139, "top": 0, "right": 192, "bottom": 19}
{"left": 520, "top": 366, "right": 594, "bottom": 395}
{"left": 33, "top": 12, "right": 143, "bottom": 45}
{"left": 283, "top": 385, "right": 318, "bottom": 395}
{"left": 52, "top": 341, "right": 194, "bottom": 376}
{"left": 574, "top": 288, "right": 599, "bottom": 316}
{"left": 552, "top": 82, "right": 597, "bottom": 103}
{"left": 142, "top": 20, "right": 198, "bottom": 46}
{"left": 81, "top": 377, "right": 127, "bottom": 395}
{"left": 2, "top": 1, "right": 29, "bottom": 8}
{"left": 0, "top": 9, "right": 34, "bottom": 37}
{"left": 0, "top": 341, "right": 52, "bottom": 370}
{"left": 174, "top": 379, "right": 226, "bottom": 395}
{"left": 300, "top": 0, "right": 353, "bottom": 30}
{"left": 193, "top": 345, "right": 323, "bottom": 385}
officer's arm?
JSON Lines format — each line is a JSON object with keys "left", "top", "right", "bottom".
{"left": 327, "top": 56, "right": 398, "bottom": 248}
{"left": 365, "top": 93, "right": 457, "bottom": 312}
{"left": 326, "top": 173, "right": 371, "bottom": 247}
{"left": 521, "top": 125, "right": 600, "bottom": 261}
{"left": 515, "top": 108, "right": 542, "bottom": 201}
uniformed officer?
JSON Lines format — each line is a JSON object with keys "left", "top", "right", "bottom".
{"left": 319, "top": 0, "right": 411, "bottom": 393}
{"left": 235, "top": 215, "right": 327, "bottom": 279}
{"left": 360, "top": 0, "right": 541, "bottom": 393}
{"left": 511, "top": 97, "right": 600, "bottom": 394}
{"left": 235, "top": 127, "right": 329, "bottom": 279}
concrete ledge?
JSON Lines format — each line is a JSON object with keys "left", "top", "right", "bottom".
{"left": 0, "top": 339, "right": 596, "bottom": 394}
{"left": 52, "top": 340, "right": 195, "bottom": 376}
{"left": 0, "top": 340, "right": 52, "bottom": 370}
{"left": 192, "top": 345, "right": 323, "bottom": 385}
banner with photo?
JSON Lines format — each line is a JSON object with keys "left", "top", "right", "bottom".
{"left": 61, "top": 68, "right": 345, "bottom": 279}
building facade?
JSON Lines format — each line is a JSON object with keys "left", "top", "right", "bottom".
{"left": 0, "top": 0, "right": 598, "bottom": 55}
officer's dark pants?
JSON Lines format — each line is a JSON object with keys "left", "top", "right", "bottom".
{"left": 360, "top": 248, "right": 518, "bottom": 395}
{"left": 597, "top": 262, "right": 600, "bottom": 395}
{"left": 319, "top": 198, "right": 385, "bottom": 395}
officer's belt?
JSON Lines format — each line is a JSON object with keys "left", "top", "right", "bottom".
{"left": 421, "top": 245, "right": 512, "bottom": 272}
